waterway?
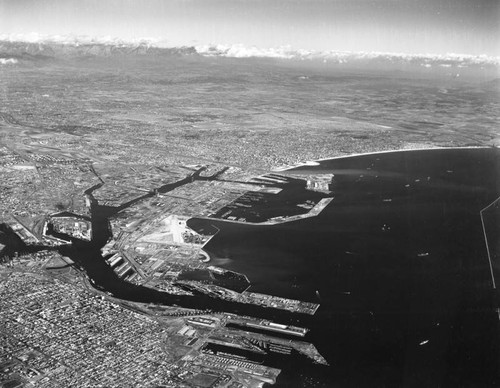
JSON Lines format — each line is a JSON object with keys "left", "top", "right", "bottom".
{"left": 188, "top": 147, "right": 500, "bottom": 387}
{"left": 12, "top": 147, "right": 498, "bottom": 387}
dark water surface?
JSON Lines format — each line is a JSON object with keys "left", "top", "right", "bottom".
{"left": 188, "top": 147, "right": 500, "bottom": 387}
{"left": 53, "top": 148, "right": 500, "bottom": 387}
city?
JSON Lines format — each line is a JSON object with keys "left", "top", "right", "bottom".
{"left": 0, "top": 132, "right": 332, "bottom": 387}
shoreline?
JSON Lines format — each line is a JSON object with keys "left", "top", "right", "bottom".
{"left": 274, "top": 145, "right": 494, "bottom": 172}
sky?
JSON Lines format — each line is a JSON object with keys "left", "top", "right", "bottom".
{"left": 0, "top": 0, "right": 498, "bottom": 56}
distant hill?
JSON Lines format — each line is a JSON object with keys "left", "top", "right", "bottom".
{"left": 0, "top": 40, "right": 197, "bottom": 60}
{"left": 0, "top": 37, "right": 498, "bottom": 74}
{"left": 483, "top": 78, "right": 500, "bottom": 91}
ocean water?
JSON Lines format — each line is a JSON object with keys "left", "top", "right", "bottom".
{"left": 1, "top": 40, "right": 499, "bottom": 386}
{"left": 195, "top": 148, "right": 500, "bottom": 387}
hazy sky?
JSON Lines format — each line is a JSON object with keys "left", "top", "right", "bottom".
{"left": 0, "top": 0, "right": 498, "bottom": 56}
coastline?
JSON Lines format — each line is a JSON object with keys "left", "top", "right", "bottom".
{"left": 273, "top": 145, "right": 494, "bottom": 172}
